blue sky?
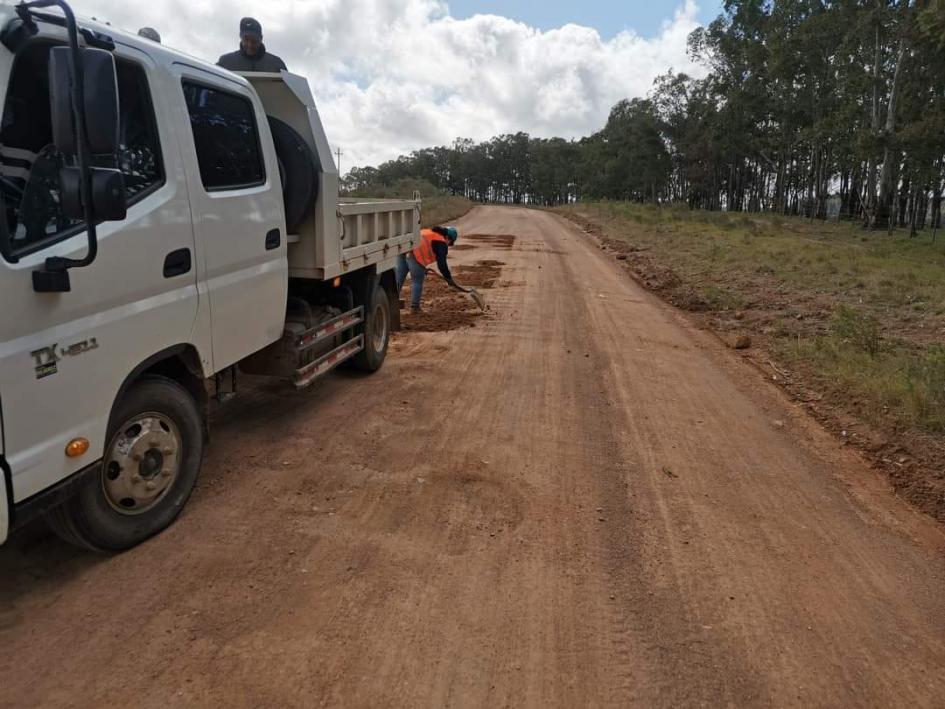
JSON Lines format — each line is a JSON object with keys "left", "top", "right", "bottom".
{"left": 447, "top": 1, "right": 724, "bottom": 38}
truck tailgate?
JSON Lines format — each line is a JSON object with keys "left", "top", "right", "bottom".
{"left": 336, "top": 200, "right": 419, "bottom": 273}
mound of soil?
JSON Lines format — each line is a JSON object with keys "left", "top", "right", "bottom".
{"left": 400, "top": 276, "right": 481, "bottom": 333}
{"left": 400, "top": 258, "right": 503, "bottom": 333}
{"left": 397, "top": 230, "right": 511, "bottom": 334}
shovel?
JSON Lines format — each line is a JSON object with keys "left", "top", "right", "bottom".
{"left": 425, "top": 268, "right": 486, "bottom": 312}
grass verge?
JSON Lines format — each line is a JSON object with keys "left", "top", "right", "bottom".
{"left": 421, "top": 195, "right": 473, "bottom": 228}
{"left": 556, "top": 201, "right": 945, "bottom": 521}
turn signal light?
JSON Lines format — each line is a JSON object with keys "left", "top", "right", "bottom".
{"left": 65, "top": 438, "right": 90, "bottom": 458}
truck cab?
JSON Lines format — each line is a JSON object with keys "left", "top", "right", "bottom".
{"left": 0, "top": 1, "right": 418, "bottom": 549}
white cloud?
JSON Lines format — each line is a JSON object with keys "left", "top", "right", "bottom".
{"left": 73, "top": 0, "right": 707, "bottom": 169}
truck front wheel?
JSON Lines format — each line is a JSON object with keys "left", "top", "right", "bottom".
{"left": 351, "top": 282, "right": 390, "bottom": 372}
{"left": 45, "top": 376, "right": 204, "bottom": 551}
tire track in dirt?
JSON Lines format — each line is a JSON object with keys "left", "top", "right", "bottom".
{"left": 0, "top": 206, "right": 943, "bottom": 708}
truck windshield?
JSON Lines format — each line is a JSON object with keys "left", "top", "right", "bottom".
{"left": 0, "top": 42, "right": 164, "bottom": 259}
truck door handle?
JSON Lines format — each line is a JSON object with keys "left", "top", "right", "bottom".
{"left": 163, "top": 248, "right": 192, "bottom": 278}
{"left": 265, "top": 228, "right": 281, "bottom": 251}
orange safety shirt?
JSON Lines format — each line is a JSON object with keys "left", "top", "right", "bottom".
{"left": 412, "top": 228, "right": 449, "bottom": 267}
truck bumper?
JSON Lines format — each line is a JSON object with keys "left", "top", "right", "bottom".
{"left": 0, "top": 456, "right": 10, "bottom": 545}
{"left": 6, "top": 459, "right": 100, "bottom": 538}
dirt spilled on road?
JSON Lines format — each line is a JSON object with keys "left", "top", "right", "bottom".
{"left": 399, "top": 259, "right": 504, "bottom": 333}
{"left": 454, "top": 260, "right": 504, "bottom": 289}
{"left": 466, "top": 233, "right": 516, "bottom": 249}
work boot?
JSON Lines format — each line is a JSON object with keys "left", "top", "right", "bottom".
{"left": 411, "top": 304, "right": 422, "bottom": 313}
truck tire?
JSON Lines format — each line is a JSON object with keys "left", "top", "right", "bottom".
{"left": 352, "top": 282, "right": 390, "bottom": 372}
{"left": 267, "top": 116, "right": 318, "bottom": 234}
{"left": 45, "top": 376, "right": 204, "bottom": 552}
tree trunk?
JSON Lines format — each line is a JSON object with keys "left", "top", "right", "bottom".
{"left": 909, "top": 188, "right": 920, "bottom": 237}
{"left": 898, "top": 177, "right": 911, "bottom": 227}
{"left": 816, "top": 149, "right": 823, "bottom": 219}
{"left": 932, "top": 182, "right": 943, "bottom": 229}
{"left": 864, "top": 11, "right": 883, "bottom": 227}
{"left": 876, "top": 33, "right": 908, "bottom": 229}
{"left": 848, "top": 165, "right": 863, "bottom": 220}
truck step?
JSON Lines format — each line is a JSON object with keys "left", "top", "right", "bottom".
{"left": 294, "top": 335, "right": 364, "bottom": 389}
{"left": 296, "top": 306, "right": 364, "bottom": 352}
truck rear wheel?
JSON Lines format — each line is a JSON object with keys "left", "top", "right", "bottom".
{"left": 45, "top": 376, "right": 204, "bottom": 552}
{"left": 352, "top": 282, "right": 390, "bottom": 372}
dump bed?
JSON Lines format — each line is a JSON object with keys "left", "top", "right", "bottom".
{"left": 243, "top": 72, "right": 420, "bottom": 280}
{"left": 335, "top": 199, "right": 421, "bottom": 274}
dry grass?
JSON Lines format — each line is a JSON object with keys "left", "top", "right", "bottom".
{"left": 421, "top": 195, "right": 473, "bottom": 228}
{"left": 558, "top": 201, "right": 945, "bottom": 434}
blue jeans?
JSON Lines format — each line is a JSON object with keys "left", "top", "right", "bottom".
{"left": 396, "top": 254, "right": 426, "bottom": 308}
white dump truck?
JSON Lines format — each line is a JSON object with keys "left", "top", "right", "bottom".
{"left": 0, "top": 0, "right": 420, "bottom": 550}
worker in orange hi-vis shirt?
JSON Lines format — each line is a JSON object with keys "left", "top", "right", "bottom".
{"left": 395, "top": 225, "right": 458, "bottom": 312}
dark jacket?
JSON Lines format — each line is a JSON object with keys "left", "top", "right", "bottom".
{"left": 217, "top": 45, "right": 287, "bottom": 72}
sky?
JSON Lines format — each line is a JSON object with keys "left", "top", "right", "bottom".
{"left": 71, "top": 0, "right": 721, "bottom": 171}
{"left": 448, "top": 1, "right": 723, "bottom": 39}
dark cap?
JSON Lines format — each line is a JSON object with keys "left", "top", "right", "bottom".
{"left": 240, "top": 17, "right": 262, "bottom": 39}
{"left": 138, "top": 27, "right": 161, "bottom": 42}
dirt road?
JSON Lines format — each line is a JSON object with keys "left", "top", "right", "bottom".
{"left": 2, "top": 206, "right": 944, "bottom": 708}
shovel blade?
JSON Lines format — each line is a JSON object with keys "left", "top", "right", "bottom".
{"left": 468, "top": 289, "right": 486, "bottom": 312}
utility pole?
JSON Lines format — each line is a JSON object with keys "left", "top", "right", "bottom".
{"left": 336, "top": 148, "right": 343, "bottom": 176}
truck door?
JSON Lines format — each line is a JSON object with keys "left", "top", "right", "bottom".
{"left": 0, "top": 43, "right": 200, "bottom": 506}
{"left": 172, "top": 65, "right": 288, "bottom": 373}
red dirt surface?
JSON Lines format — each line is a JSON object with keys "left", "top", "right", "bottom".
{"left": 1, "top": 207, "right": 943, "bottom": 708}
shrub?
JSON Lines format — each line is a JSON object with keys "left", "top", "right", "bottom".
{"left": 831, "top": 305, "right": 883, "bottom": 356}
{"left": 903, "top": 346, "right": 945, "bottom": 431}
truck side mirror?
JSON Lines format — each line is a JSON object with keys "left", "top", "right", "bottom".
{"left": 49, "top": 45, "right": 120, "bottom": 155}
{"left": 29, "top": 0, "right": 123, "bottom": 293}
{"left": 47, "top": 45, "right": 127, "bottom": 229}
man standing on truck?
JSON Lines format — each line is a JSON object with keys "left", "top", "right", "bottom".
{"left": 397, "top": 226, "right": 459, "bottom": 312}
{"left": 137, "top": 27, "right": 161, "bottom": 43}
{"left": 217, "top": 18, "right": 287, "bottom": 72}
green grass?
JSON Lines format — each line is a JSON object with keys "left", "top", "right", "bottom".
{"left": 558, "top": 201, "right": 945, "bottom": 434}
{"left": 421, "top": 195, "right": 473, "bottom": 228}
{"left": 561, "top": 201, "right": 945, "bottom": 316}
{"left": 779, "top": 335, "right": 945, "bottom": 433}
